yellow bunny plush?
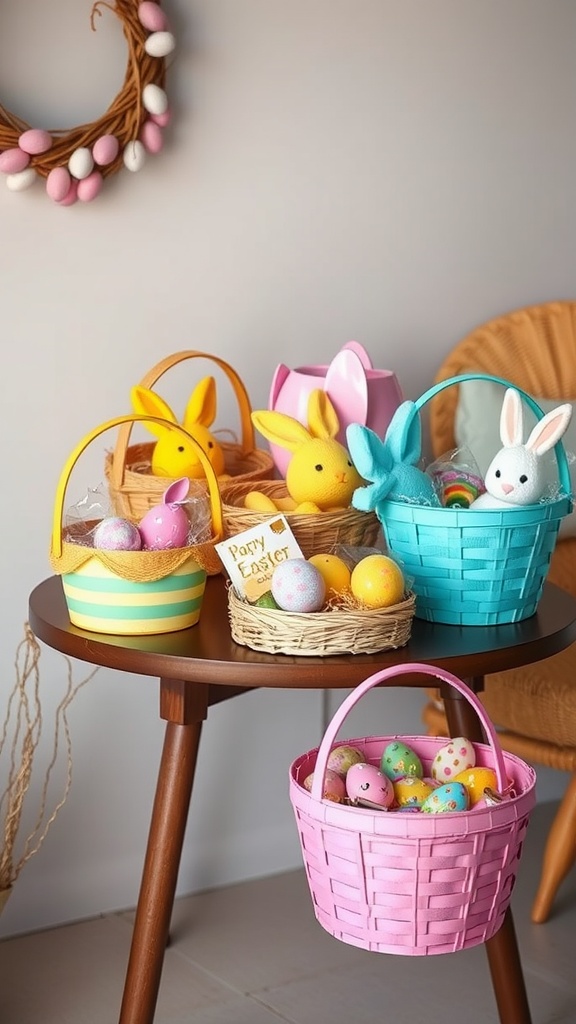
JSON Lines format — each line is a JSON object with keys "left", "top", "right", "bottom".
{"left": 131, "top": 376, "right": 227, "bottom": 479}
{"left": 249, "top": 390, "right": 363, "bottom": 513}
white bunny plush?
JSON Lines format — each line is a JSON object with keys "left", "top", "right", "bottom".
{"left": 470, "top": 388, "right": 572, "bottom": 509}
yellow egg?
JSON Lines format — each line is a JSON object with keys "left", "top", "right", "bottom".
{"left": 393, "top": 776, "right": 434, "bottom": 808}
{"left": 350, "top": 554, "right": 405, "bottom": 608}
{"left": 308, "top": 554, "right": 351, "bottom": 596}
{"left": 453, "top": 766, "right": 499, "bottom": 806}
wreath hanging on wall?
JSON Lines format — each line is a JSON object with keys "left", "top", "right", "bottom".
{"left": 0, "top": 0, "right": 175, "bottom": 205}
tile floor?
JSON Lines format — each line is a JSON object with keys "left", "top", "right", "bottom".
{"left": 1, "top": 800, "right": 575, "bottom": 1024}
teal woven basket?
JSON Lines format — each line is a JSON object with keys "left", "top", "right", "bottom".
{"left": 378, "top": 374, "right": 573, "bottom": 626}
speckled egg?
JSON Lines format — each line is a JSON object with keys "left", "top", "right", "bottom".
{"left": 453, "top": 766, "right": 499, "bottom": 806}
{"left": 393, "top": 776, "right": 435, "bottom": 809}
{"left": 93, "top": 517, "right": 142, "bottom": 551}
{"left": 345, "top": 762, "right": 394, "bottom": 808}
{"left": 380, "top": 741, "right": 423, "bottom": 781}
{"left": 303, "top": 768, "right": 345, "bottom": 803}
{"left": 327, "top": 744, "right": 365, "bottom": 777}
{"left": 432, "top": 737, "right": 476, "bottom": 782}
{"left": 421, "top": 781, "right": 469, "bottom": 814}
{"left": 271, "top": 559, "right": 326, "bottom": 613}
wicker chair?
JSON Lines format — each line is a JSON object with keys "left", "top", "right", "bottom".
{"left": 421, "top": 300, "right": 576, "bottom": 923}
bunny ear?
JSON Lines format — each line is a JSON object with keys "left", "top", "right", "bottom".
{"left": 525, "top": 403, "right": 573, "bottom": 456}
{"left": 307, "top": 389, "right": 340, "bottom": 439}
{"left": 131, "top": 386, "right": 177, "bottom": 438}
{"left": 385, "top": 401, "right": 422, "bottom": 465}
{"left": 269, "top": 363, "right": 290, "bottom": 407}
{"left": 346, "top": 423, "right": 392, "bottom": 481}
{"left": 184, "top": 375, "right": 217, "bottom": 429}
{"left": 500, "top": 389, "right": 524, "bottom": 447}
{"left": 325, "top": 349, "right": 368, "bottom": 428}
{"left": 251, "top": 409, "right": 311, "bottom": 452}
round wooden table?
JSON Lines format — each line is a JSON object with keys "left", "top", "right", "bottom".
{"left": 29, "top": 575, "right": 576, "bottom": 1024}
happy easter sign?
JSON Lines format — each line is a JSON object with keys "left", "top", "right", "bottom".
{"left": 215, "top": 516, "right": 304, "bottom": 601}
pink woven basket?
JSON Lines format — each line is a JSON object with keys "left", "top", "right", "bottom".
{"left": 289, "top": 663, "right": 536, "bottom": 957}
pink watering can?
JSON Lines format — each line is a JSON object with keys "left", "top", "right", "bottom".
{"left": 268, "top": 341, "right": 404, "bottom": 476}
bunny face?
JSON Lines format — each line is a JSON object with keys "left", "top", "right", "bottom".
{"left": 131, "top": 377, "right": 226, "bottom": 480}
{"left": 482, "top": 446, "right": 541, "bottom": 506}
{"left": 251, "top": 389, "right": 362, "bottom": 511}
{"left": 286, "top": 437, "right": 362, "bottom": 510}
{"left": 470, "top": 388, "right": 572, "bottom": 510}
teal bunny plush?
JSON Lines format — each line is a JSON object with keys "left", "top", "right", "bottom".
{"left": 346, "top": 401, "right": 440, "bottom": 513}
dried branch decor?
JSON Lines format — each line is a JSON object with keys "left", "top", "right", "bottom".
{"left": 0, "top": 1, "right": 174, "bottom": 205}
{"left": 0, "top": 625, "right": 97, "bottom": 914}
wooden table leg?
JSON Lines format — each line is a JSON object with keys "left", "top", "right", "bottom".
{"left": 440, "top": 677, "right": 532, "bottom": 1024}
{"left": 118, "top": 679, "right": 207, "bottom": 1024}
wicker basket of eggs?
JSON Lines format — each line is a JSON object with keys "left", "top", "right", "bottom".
{"left": 227, "top": 549, "right": 416, "bottom": 657}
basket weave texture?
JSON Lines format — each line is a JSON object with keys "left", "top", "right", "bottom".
{"left": 290, "top": 663, "right": 536, "bottom": 956}
{"left": 378, "top": 373, "right": 572, "bottom": 626}
{"left": 221, "top": 480, "right": 381, "bottom": 557}
{"left": 228, "top": 586, "right": 415, "bottom": 656}
{"left": 106, "top": 350, "right": 274, "bottom": 520}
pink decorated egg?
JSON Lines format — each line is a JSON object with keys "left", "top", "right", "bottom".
{"left": 271, "top": 559, "right": 326, "bottom": 613}
{"left": 0, "top": 148, "right": 31, "bottom": 174}
{"left": 93, "top": 517, "right": 142, "bottom": 551}
{"left": 345, "top": 762, "right": 394, "bottom": 809}
{"left": 303, "top": 768, "right": 345, "bottom": 803}
{"left": 77, "top": 171, "right": 103, "bottom": 203}
{"left": 93, "top": 134, "right": 120, "bottom": 166}
{"left": 138, "top": 479, "right": 191, "bottom": 550}
{"left": 431, "top": 737, "right": 476, "bottom": 782}
{"left": 18, "top": 129, "right": 52, "bottom": 154}
{"left": 138, "top": 1, "right": 168, "bottom": 31}
{"left": 46, "top": 167, "right": 72, "bottom": 202}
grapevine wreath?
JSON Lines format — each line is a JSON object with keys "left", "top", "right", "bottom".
{"left": 0, "top": 0, "right": 175, "bottom": 205}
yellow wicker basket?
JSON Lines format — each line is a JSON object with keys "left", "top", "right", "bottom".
{"left": 105, "top": 350, "right": 275, "bottom": 519}
{"left": 221, "top": 480, "right": 381, "bottom": 558}
{"left": 51, "top": 415, "right": 224, "bottom": 635}
{"left": 228, "top": 586, "right": 415, "bottom": 656}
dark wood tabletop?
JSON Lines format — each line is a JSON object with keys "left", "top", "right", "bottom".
{"left": 29, "top": 575, "right": 576, "bottom": 688}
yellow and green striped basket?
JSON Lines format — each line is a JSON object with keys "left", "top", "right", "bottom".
{"left": 50, "top": 414, "right": 224, "bottom": 636}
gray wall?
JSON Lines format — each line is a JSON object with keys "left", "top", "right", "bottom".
{"left": 1, "top": 0, "right": 575, "bottom": 938}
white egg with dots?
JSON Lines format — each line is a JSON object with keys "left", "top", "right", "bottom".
{"left": 271, "top": 558, "right": 326, "bottom": 613}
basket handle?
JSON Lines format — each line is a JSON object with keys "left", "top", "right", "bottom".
{"left": 110, "top": 350, "right": 256, "bottom": 492}
{"left": 310, "top": 662, "right": 508, "bottom": 800}
{"left": 51, "top": 415, "right": 224, "bottom": 559}
{"left": 415, "top": 372, "right": 572, "bottom": 495}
